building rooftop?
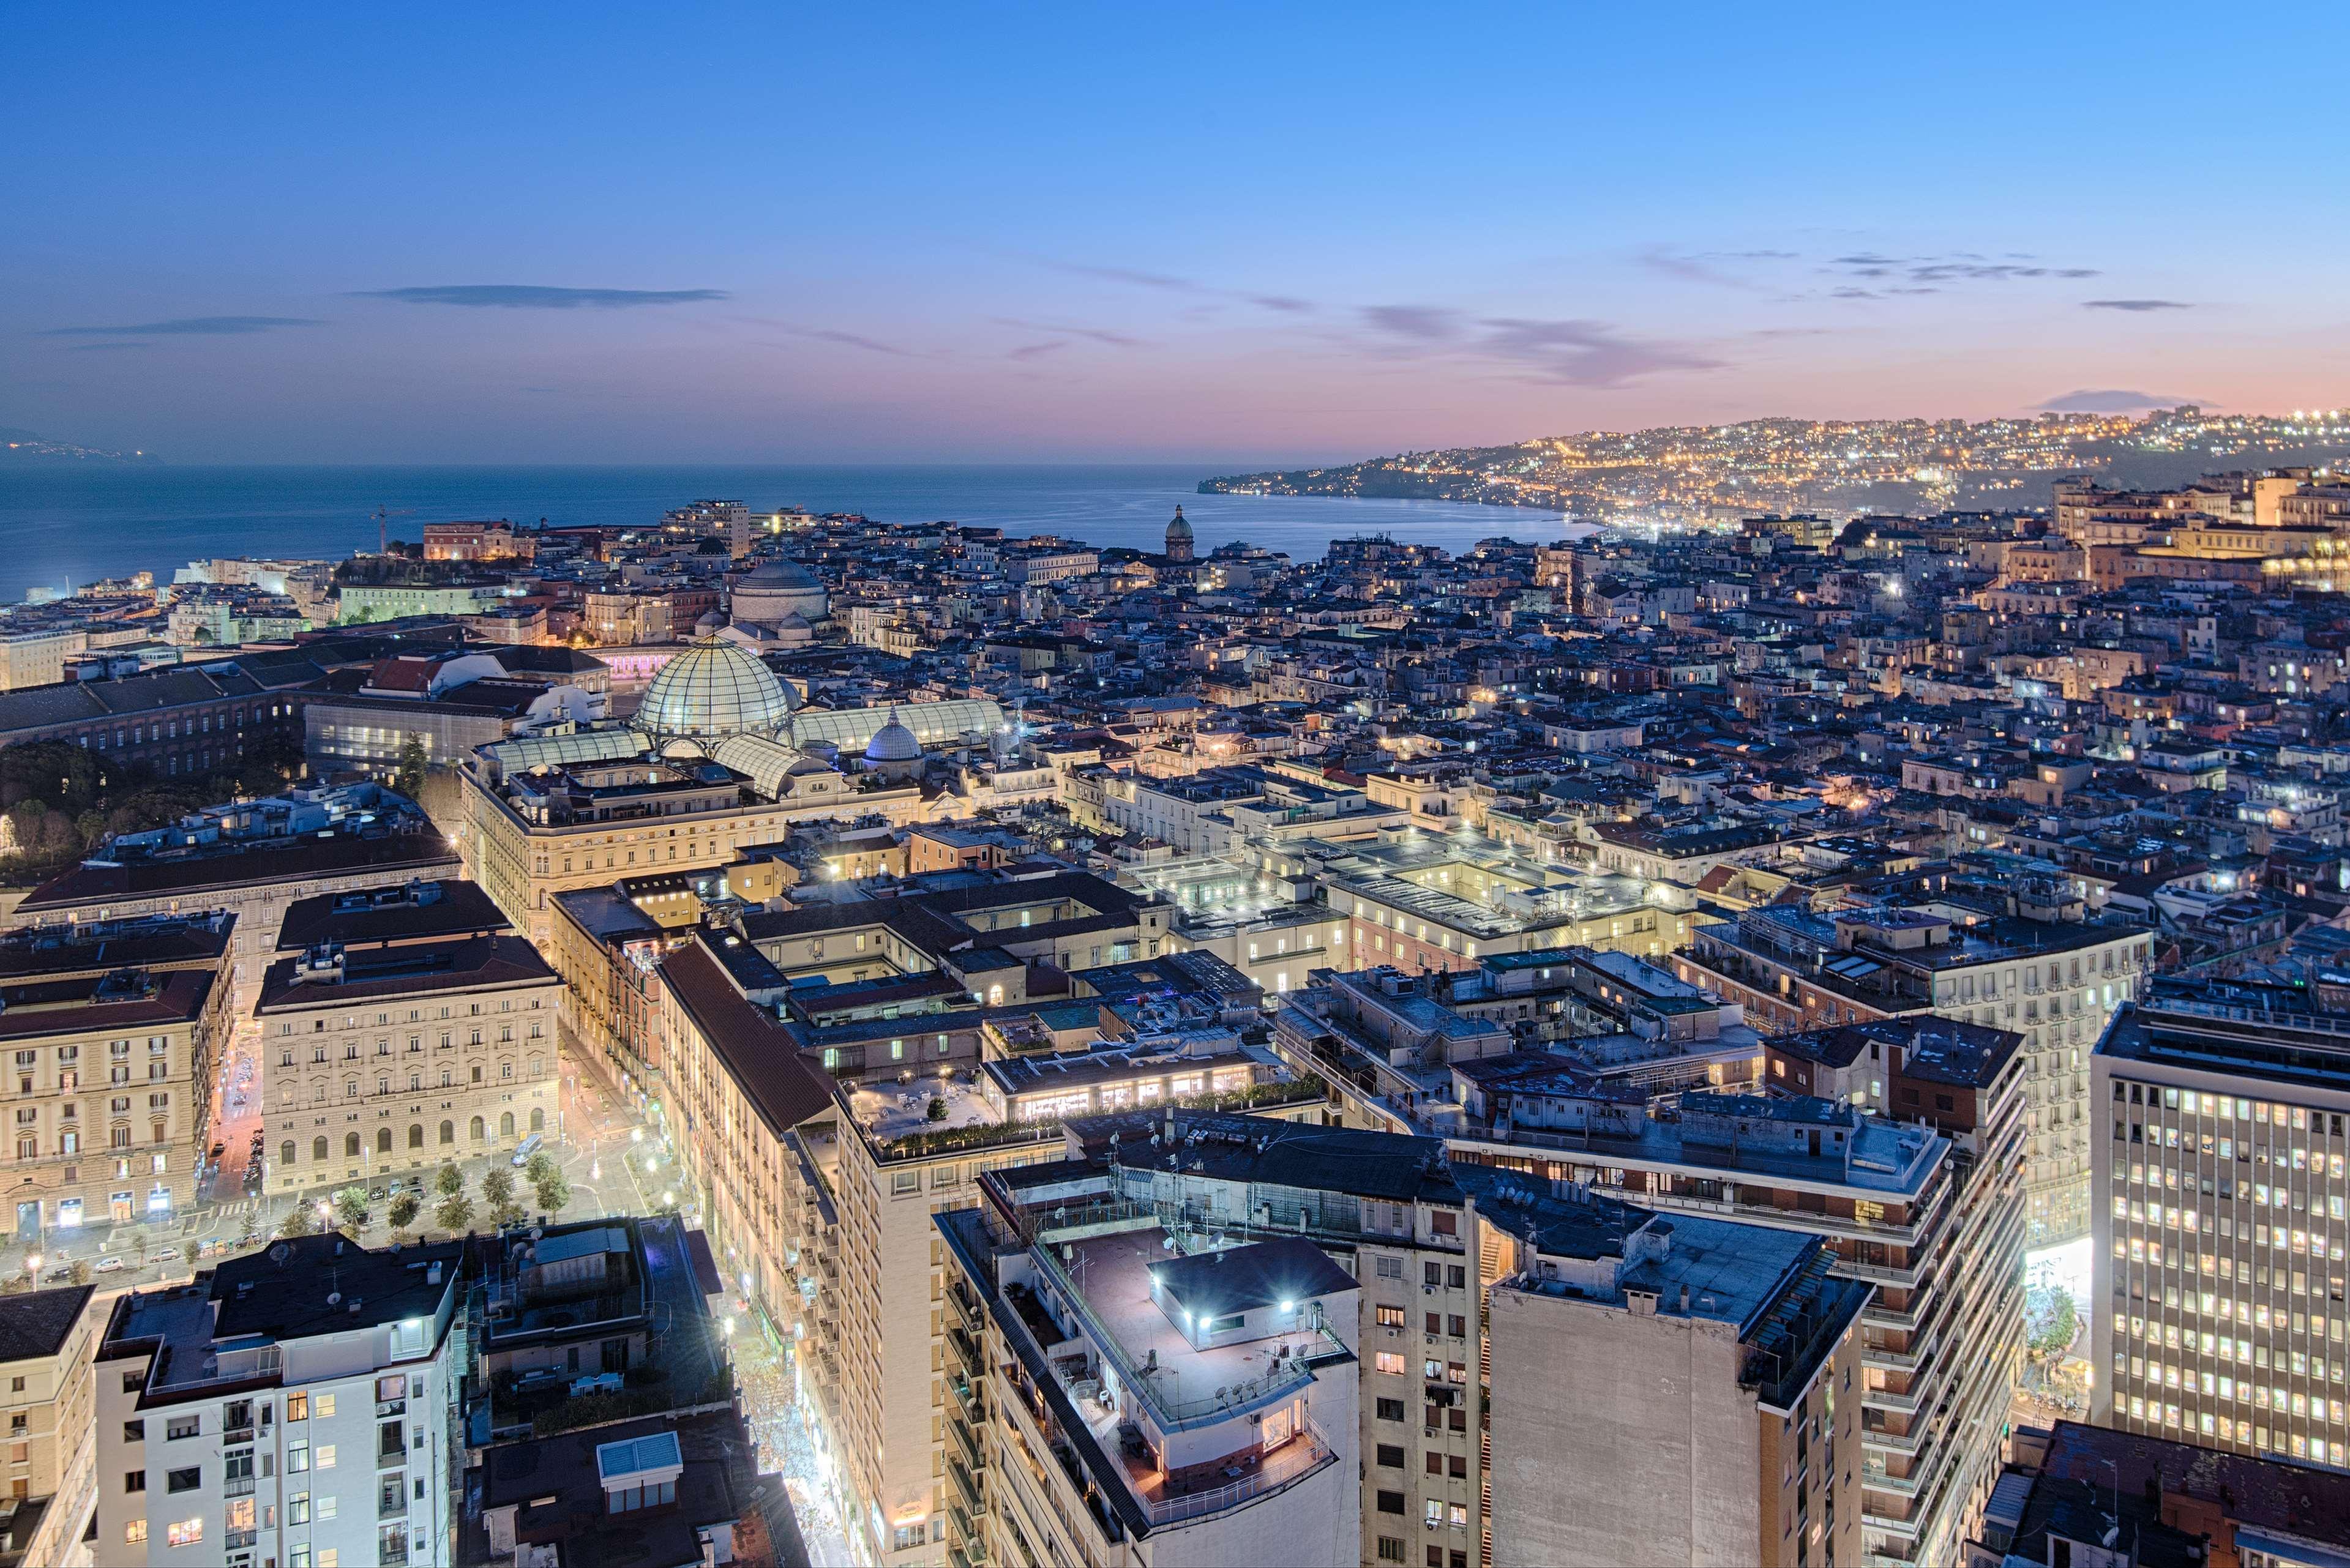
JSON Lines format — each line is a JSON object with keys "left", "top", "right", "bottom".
{"left": 0, "top": 1285, "right": 94, "bottom": 1363}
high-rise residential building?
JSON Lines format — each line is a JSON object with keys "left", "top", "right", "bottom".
{"left": 937, "top": 1163, "right": 1363, "bottom": 1568}
{"left": 1009, "top": 1110, "right": 1487, "bottom": 1568}
{"left": 0, "top": 911, "right": 236, "bottom": 1242}
{"left": 94, "top": 1233, "right": 463, "bottom": 1568}
{"left": 253, "top": 878, "right": 560, "bottom": 1192}
{"left": 1472, "top": 1170, "right": 1873, "bottom": 1568}
{"left": 1676, "top": 902, "right": 2151, "bottom": 1247}
{"left": 0, "top": 1284, "right": 102, "bottom": 1567}
{"left": 1433, "top": 1090, "right": 1999, "bottom": 1568}
{"left": 2090, "top": 979, "right": 2350, "bottom": 1468}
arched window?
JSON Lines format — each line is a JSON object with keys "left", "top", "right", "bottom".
{"left": 280, "top": 1141, "right": 296, "bottom": 1167}
{"left": 529, "top": 1108, "right": 544, "bottom": 1132}
{"left": 312, "top": 1137, "right": 328, "bottom": 1162}
{"left": 500, "top": 1111, "right": 515, "bottom": 1138}
{"left": 470, "top": 1116, "right": 485, "bottom": 1141}
{"left": 439, "top": 1120, "right": 454, "bottom": 1145}
{"left": 376, "top": 1128, "right": 392, "bottom": 1154}
{"left": 408, "top": 1124, "right": 424, "bottom": 1149}
{"left": 344, "top": 1132, "right": 360, "bottom": 1159}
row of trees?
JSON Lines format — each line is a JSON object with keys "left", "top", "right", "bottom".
{"left": 0, "top": 738, "right": 306, "bottom": 877}
{"left": 281, "top": 1151, "right": 571, "bottom": 1242}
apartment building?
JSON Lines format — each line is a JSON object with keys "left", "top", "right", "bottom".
{"left": 1472, "top": 1171, "right": 1872, "bottom": 1568}
{"left": 1420, "top": 1086, "right": 2004, "bottom": 1568}
{"left": 15, "top": 781, "right": 460, "bottom": 1052}
{"left": 253, "top": 879, "right": 560, "bottom": 1192}
{"left": 0, "top": 912, "right": 236, "bottom": 1241}
{"left": 1967, "top": 1418, "right": 2350, "bottom": 1568}
{"left": 1677, "top": 901, "right": 2151, "bottom": 1247}
{"left": 0, "top": 1284, "right": 100, "bottom": 1566}
{"left": 94, "top": 1233, "right": 462, "bottom": 1568}
{"left": 2090, "top": 979, "right": 2350, "bottom": 1468}
{"left": 937, "top": 1168, "right": 1361, "bottom": 1568}
{"left": 1007, "top": 1111, "right": 1487, "bottom": 1568}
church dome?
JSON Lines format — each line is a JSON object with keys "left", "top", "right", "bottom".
{"left": 863, "top": 708, "right": 924, "bottom": 764}
{"left": 731, "top": 555, "right": 829, "bottom": 627}
{"left": 1164, "top": 505, "right": 1196, "bottom": 561}
{"left": 637, "top": 637, "right": 797, "bottom": 741}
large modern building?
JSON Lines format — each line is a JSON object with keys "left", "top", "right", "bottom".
{"left": 0, "top": 912, "right": 236, "bottom": 1241}
{"left": 254, "top": 878, "right": 561, "bottom": 1192}
{"left": 2091, "top": 978, "right": 2350, "bottom": 1469}
{"left": 94, "top": 1232, "right": 463, "bottom": 1568}
{"left": 1474, "top": 1170, "right": 1873, "bottom": 1568}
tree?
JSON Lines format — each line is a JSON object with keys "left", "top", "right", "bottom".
{"left": 332, "top": 1185, "right": 370, "bottom": 1234}
{"left": 523, "top": 1151, "right": 560, "bottom": 1189}
{"left": 182, "top": 1241, "right": 201, "bottom": 1271}
{"left": 391, "top": 734, "right": 428, "bottom": 799}
{"left": 387, "top": 1192, "right": 421, "bottom": 1232}
{"left": 490, "top": 1198, "right": 528, "bottom": 1231}
{"left": 434, "top": 1163, "right": 465, "bottom": 1198}
{"left": 482, "top": 1168, "right": 516, "bottom": 1208}
{"left": 435, "top": 1193, "right": 475, "bottom": 1234}
{"left": 68, "top": 1260, "right": 92, "bottom": 1286}
{"left": 531, "top": 1171, "right": 571, "bottom": 1216}
{"left": 926, "top": 1095, "right": 948, "bottom": 1122}
{"left": 277, "top": 1204, "right": 321, "bottom": 1239}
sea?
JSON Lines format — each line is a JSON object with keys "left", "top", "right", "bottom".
{"left": 0, "top": 464, "right": 1579, "bottom": 605}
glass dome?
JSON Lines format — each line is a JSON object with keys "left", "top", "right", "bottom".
{"left": 637, "top": 637, "right": 797, "bottom": 741}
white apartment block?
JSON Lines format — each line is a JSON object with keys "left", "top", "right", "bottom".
{"left": 94, "top": 1234, "right": 460, "bottom": 1568}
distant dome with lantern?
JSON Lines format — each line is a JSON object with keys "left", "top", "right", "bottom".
{"left": 863, "top": 709, "right": 924, "bottom": 764}
{"left": 637, "top": 637, "right": 798, "bottom": 742}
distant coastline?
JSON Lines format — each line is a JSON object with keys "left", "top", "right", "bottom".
{"left": 0, "top": 463, "right": 1571, "bottom": 605}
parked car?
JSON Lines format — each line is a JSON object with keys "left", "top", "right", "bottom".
{"left": 510, "top": 1132, "right": 545, "bottom": 1167}
{"left": 209, "top": 1143, "right": 225, "bottom": 1160}
{"left": 147, "top": 1249, "right": 179, "bottom": 1266}
{"left": 95, "top": 1256, "right": 125, "bottom": 1274}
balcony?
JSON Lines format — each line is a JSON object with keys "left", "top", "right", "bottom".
{"left": 946, "top": 1324, "right": 984, "bottom": 1381}
{"left": 226, "top": 1529, "right": 258, "bottom": 1550}
{"left": 947, "top": 1457, "right": 987, "bottom": 1518}
{"left": 1140, "top": 1420, "right": 1341, "bottom": 1528}
{"left": 224, "top": 1476, "right": 256, "bottom": 1499}
{"left": 946, "top": 1412, "right": 984, "bottom": 1474}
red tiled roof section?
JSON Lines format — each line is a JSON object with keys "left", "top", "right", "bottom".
{"left": 659, "top": 939, "right": 837, "bottom": 1137}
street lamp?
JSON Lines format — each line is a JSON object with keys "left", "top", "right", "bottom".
{"left": 24, "top": 1252, "right": 39, "bottom": 1281}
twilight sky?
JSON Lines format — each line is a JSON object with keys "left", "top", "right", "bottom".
{"left": 6, "top": 4, "right": 2346, "bottom": 465}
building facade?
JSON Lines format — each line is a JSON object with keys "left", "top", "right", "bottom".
{"left": 0, "top": 913, "right": 235, "bottom": 1241}
{"left": 2091, "top": 980, "right": 2350, "bottom": 1469}
{"left": 94, "top": 1234, "right": 462, "bottom": 1568}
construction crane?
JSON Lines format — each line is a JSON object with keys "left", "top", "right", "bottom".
{"left": 372, "top": 505, "right": 416, "bottom": 555}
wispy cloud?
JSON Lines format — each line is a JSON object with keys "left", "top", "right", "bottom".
{"left": 1359, "top": 304, "right": 1462, "bottom": 341}
{"left": 1635, "top": 247, "right": 1796, "bottom": 290}
{"left": 790, "top": 327, "right": 914, "bottom": 356}
{"left": 1827, "top": 253, "right": 2096, "bottom": 284}
{"left": 1031, "top": 258, "right": 1316, "bottom": 315}
{"left": 2034, "top": 387, "right": 2202, "bottom": 413}
{"left": 1475, "top": 317, "right": 1722, "bottom": 386}
{"left": 1353, "top": 305, "right": 1716, "bottom": 386}
{"left": 1007, "top": 342, "right": 1068, "bottom": 362}
{"left": 356, "top": 285, "right": 727, "bottom": 309}
{"left": 992, "top": 318, "right": 1149, "bottom": 348}
{"left": 2082, "top": 298, "right": 2193, "bottom": 312}
{"left": 42, "top": 315, "right": 321, "bottom": 336}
